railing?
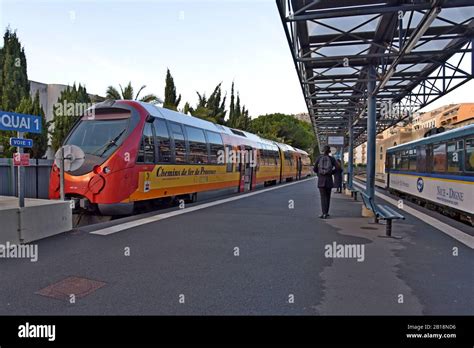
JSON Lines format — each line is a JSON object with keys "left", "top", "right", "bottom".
{"left": 0, "top": 158, "right": 53, "bottom": 199}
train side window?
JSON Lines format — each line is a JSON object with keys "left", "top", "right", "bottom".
{"left": 433, "top": 143, "right": 447, "bottom": 173}
{"left": 258, "top": 144, "right": 265, "bottom": 166}
{"left": 153, "top": 118, "right": 171, "bottom": 163}
{"left": 285, "top": 151, "right": 292, "bottom": 166}
{"left": 206, "top": 131, "right": 224, "bottom": 164}
{"left": 264, "top": 145, "right": 270, "bottom": 165}
{"left": 408, "top": 148, "right": 417, "bottom": 171}
{"left": 400, "top": 151, "right": 409, "bottom": 170}
{"left": 170, "top": 122, "right": 187, "bottom": 164}
{"left": 465, "top": 138, "right": 474, "bottom": 172}
{"left": 137, "top": 122, "right": 155, "bottom": 163}
{"left": 225, "top": 145, "right": 234, "bottom": 172}
{"left": 447, "top": 141, "right": 462, "bottom": 173}
{"left": 426, "top": 145, "right": 433, "bottom": 172}
{"left": 394, "top": 152, "right": 401, "bottom": 169}
{"left": 186, "top": 126, "right": 208, "bottom": 164}
{"left": 417, "top": 146, "right": 426, "bottom": 173}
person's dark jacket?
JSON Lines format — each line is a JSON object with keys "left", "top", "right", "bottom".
{"left": 314, "top": 155, "right": 337, "bottom": 188}
{"left": 333, "top": 163, "right": 343, "bottom": 188}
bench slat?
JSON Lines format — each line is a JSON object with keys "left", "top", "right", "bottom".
{"left": 360, "top": 192, "right": 405, "bottom": 220}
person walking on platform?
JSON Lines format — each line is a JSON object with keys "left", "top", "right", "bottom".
{"left": 333, "top": 159, "right": 343, "bottom": 193}
{"left": 314, "top": 145, "right": 337, "bottom": 219}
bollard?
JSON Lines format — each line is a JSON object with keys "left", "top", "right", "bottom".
{"left": 386, "top": 220, "right": 392, "bottom": 237}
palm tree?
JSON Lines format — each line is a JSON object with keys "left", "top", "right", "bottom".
{"left": 106, "top": 82, "right": 162, "bottom": 104}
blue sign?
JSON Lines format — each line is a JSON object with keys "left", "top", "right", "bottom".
{"left": 0, "top": 111, "right": 42, "bottom": 134}
{"left": 10, "top": 137, "right": 33, "bottom": 148}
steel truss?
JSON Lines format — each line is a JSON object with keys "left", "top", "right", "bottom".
{"left": 277, "top": 0, "right": 474, "bottom": 149}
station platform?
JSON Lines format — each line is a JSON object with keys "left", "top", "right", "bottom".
{"left": 0, "top": 178, "right": 472, "bottom": 315}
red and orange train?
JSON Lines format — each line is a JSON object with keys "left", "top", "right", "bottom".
{"left": 49, "top": 100, "right": 312, "bottom": 215}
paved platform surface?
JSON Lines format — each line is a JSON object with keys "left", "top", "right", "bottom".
{"left": 0, "top": 178, "right": 472, "bottom": 315}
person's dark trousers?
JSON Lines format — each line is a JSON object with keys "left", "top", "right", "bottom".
{"left": 318, "top": 187, "right": 332, "bottom": 215}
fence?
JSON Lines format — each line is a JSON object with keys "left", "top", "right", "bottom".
{"left": 0, "top": 158, "right": 53, "bottom": 199}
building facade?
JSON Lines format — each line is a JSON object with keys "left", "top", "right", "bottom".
{"left": 347, "top": 103, "right": 474, "bottom": 175}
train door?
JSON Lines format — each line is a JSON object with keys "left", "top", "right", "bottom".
{"left": 297, "top": 155, "right": 302, "bottom": 180}
{"left": 239, "top": 145, "right": 254, "bottom": 192}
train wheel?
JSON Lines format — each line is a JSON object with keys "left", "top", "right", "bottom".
{"left": 180, "top": 193, "right": 197, "bottom": 204}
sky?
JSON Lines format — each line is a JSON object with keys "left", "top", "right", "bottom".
{"left": 0, "top": 0, "right": 472, "bottom": 117}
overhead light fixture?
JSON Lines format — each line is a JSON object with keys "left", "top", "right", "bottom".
{"left": 404, "top": 6, "right": 441, "bottom": 54}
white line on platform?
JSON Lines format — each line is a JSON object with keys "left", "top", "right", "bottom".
{"left": 90, "top": 177, "right": 316, "bottom": 236}
{"left": 353, "top": 181, "right": 474, "bottom": 249}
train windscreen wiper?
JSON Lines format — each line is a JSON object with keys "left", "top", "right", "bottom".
{"left": 92, "top": 128, "right": 127, "bottom": 158}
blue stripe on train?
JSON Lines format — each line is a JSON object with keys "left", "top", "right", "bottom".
{"left": 389, "top": 170, "right": 474, "bottom": 182}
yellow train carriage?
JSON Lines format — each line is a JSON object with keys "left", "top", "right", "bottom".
{"left": 104, "top": 102, "right": 312, "bottom": 214}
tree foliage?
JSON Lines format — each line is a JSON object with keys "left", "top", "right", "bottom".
{"left": 187, "top": 83, "right": 227, "bottom": 124}
{"left": 0, "top": 27, "right": 30, "bottom": 157}
{"left": 50, "top": 84, "right": 91, "bottom": 151}
{"left": 0, "top": 27, "right": 29, "bottom": 111}
{"left": 226, "top": 82, "right": 251, "bottom": 131}
{"left": 106, "top": 82, "right": 162, "bottom": 104}
{"left": 250, "top": 113, "right": 315, "bottom": 153}
{"left": 14, "top": 91, "right": 47, "bottom": 158}
{"left": 163, "top": 68, "right": 181, "bottom": 111}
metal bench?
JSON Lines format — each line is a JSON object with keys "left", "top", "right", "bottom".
{"left": 360, "top": 192, "right": 405, "bottom": 236}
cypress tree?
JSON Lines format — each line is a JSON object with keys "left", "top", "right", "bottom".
{"left": 234, "top": 93, "right": 241, "bottom": 128}
{"left": 0, "top": 28, "right": 29, "bottom": 111}
{"left": 163, "top": 69, "right": 181, "bottom": 110}
{"left": 228, "top": 82, "right": 235, "bottom": 127}
{"left": 0, "top": 27, "right": 30, "bottom": 157}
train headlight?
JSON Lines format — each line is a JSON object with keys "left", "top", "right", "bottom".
{"left": 103, "top": 166, "right": 111, "bottom": 174}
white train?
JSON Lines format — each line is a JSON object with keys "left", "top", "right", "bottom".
{"left": 386, "top": 124, "right": 474, "bottom": 225}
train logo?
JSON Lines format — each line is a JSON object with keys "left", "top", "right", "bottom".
{"left": 416, "top": 177, "right": 424, "bottom": 193}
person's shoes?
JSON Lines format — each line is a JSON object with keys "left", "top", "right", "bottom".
{"left": 319, "top": 214, "right": 325, "bottom": 219}
{"left": 326, "top": 214, "right": 330, "bottom": 217}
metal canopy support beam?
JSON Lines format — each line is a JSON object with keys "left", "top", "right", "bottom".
{"left": 347, "top": 114, "right": 354, "bottom": 190}
{"left": 366, "top": 66, "right": 376, "bottom": 200}
{"left": 277, "top": 0, "right": 473, "bottom": 161}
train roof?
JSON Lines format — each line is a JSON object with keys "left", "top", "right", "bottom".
{"left": 133, "top": 101, "right": 309, "bottom": 154}
{"left": 387, "top": 124, "right": 474, "bottom": 153}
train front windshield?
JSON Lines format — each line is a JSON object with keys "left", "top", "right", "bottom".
{"left": 65, "top": 118, "right": 128, "bottom": 158}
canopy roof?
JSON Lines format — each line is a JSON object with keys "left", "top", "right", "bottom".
{"left": 277, "top": 0, "right": 474, "bottom": 147}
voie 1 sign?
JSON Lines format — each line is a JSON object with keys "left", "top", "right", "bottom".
{"left": 0, "top": 111, "right": 42, "bottom": 134}
{"left": 10, "top": 137, "right": 33, "bottom": 148}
